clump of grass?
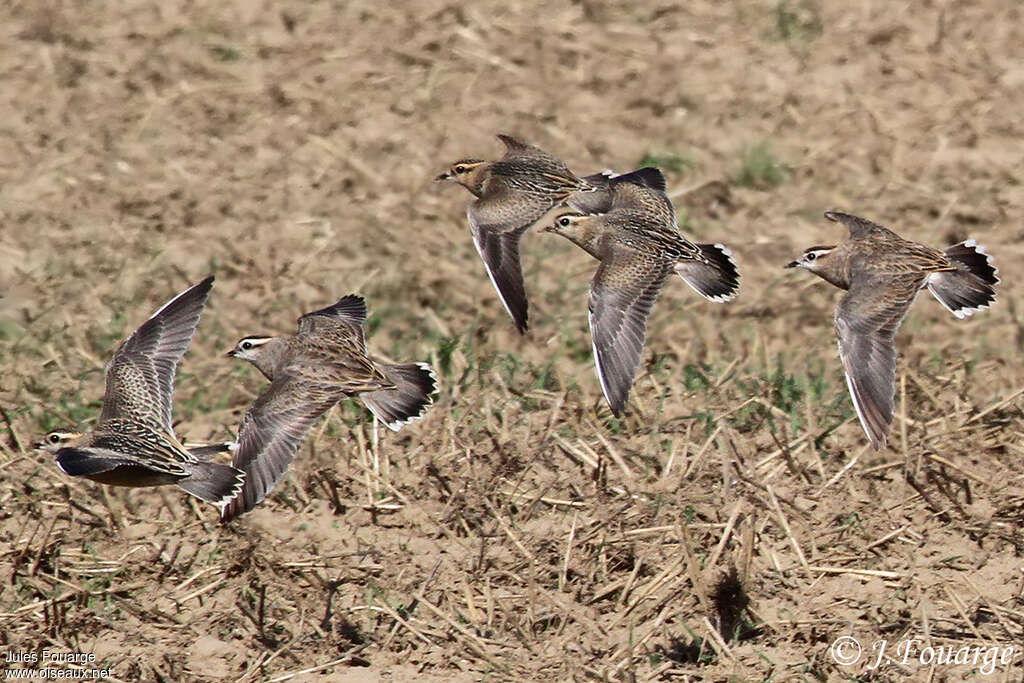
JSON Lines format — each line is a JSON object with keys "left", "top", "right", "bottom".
{"left": 637, "top": 151, "right": 695, "bottom": 176}
{"left": 89, "top": 310, "right": 127, "bottom": 357}
{"left": 0, "top": 318, "right": 25, "bottom": 341}
{"left": 732, "top": 142, "right": 786, "bottom": 189}
{"left": 207, "top": 44, "right": 242, "bottom": 62}
{"left": 770, "top": 1, "right": 822, "bottom": 44}
{"left": 681, "top": 363, "right": 712, "bottom": 393}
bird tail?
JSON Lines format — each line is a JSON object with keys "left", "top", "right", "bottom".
{"left": 177, "top": 461, "right": 245, "bottom": 510}
{"left": 926, "top": 240, "right": 999, "bottom": 319}
{"left": 360, "top": 362, "right": 438, "bottom": 431}
{"left": 674, "top": 243, "right": 741, "bottom": 302}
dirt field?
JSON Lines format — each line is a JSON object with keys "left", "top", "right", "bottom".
{"left": 2, "top": 1, "right": 1023, "bottom": 680}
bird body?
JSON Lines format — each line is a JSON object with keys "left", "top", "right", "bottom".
{"left": 36, "top": 276, "right": 244, "bottom": 510}
{"left": 543, "top": 168, "right": 740, "bottom": 416}
{"left": 787, "top": 211, "right": 999, "bottom": 450}
{"left": 222, "top": 294, "right": 436, "bottom": 521}
{"left": 437, "top": 134, "right": 595, "bottom": 333}
{"left": 570, "top": 167, "right": 673, "bottom": 217}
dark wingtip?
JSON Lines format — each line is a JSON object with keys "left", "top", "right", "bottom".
{"left": 614, "top": 167, "right": 667, "bottom": 192}
{"left": 511, "top": 309, "right": 529, "bottom": 334}
{"left": 302, "top": 294, "right": 368, "bottom": 324}
{"left": 54, "top": 448, "right": 114, "bottom": 477}
{"left": 497, "top": 133, "right": 528, "bottom": 150}
{"left": 191, "top": 275, "right": 215, "bottom": 297}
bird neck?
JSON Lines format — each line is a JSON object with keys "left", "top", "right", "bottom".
{"left": 810, "top": 255, "right": 852, "bottom": 290}
{"left": 251, "top": 338, "right": 288, "bottom": 380}
{"left": 461, "top": 165, "right": 492, "bottom": 197}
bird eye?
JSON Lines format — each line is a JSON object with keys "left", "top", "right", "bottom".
{"left": 48, "top": 433, "right": 61, "bottom": 444}
{"left": 558, "top": 216, "right": 572, "bottom": 227}
{"left": 454, "top": 164, "right": 468, "bottom": 174}
{"left": 806, "top": 252, "right": 816, "bottom": 261}
{"left": 240, "top": 341, "right": 253, "bottom": 351}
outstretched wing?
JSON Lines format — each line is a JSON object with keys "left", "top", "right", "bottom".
{"left": 588, "top": 243, "right": 672, "bottom": 416}
{"left": 607, "top": 169, "right": 674, "bottom": 223}
{"left": 221, "top": 374, "right": 341, "bottom": 521}
{"left": 570, "top": 167, "right": 668, "bottom": 216}
{"left": 496, "top": 134, "right": 534, "bottom": 154}
{"left": 99, "top": 276, "right": 214, "bottom": 431}
{"left": 468, "top": 189, "right": 552, "bottom": 333}
{"left": 824, "top": 211, "right": 899, "bottom": 240}
{"left": 298, "top": 294, "right": 367, "bottom": 349}
{"left": 834, "top": 273, "right": 921, "bottom": 450}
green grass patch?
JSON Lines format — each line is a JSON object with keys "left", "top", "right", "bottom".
{"left": 636, "top": 151, "right": 695, "bottom": 176}
{"left": 770, "top": 1, "right": 823, "bottom": 44}
{"left": 733, "top": 142, "right": 786, "bottom": 189}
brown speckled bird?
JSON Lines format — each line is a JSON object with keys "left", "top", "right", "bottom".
{"left": 34, "top": 276, "right": 244, "bottom": 510}
{"left": 436, "top": 134, "right": 596, "bottom": 333}
{"left": 787, "top": 210, "right": 999, "bottom": 450}
{"left": 221, "top": 294, "right": 437, "bottom": 521}
{"left": 542, "top": 168, "right": 741, "bottom": 416}
{"left": 567, "top": 167, "right": 669, "bottom": 215}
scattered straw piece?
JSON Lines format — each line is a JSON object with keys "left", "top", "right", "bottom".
{"left": 806, "top": 566, "right": 903, "bottom": 579}
{"left": 766, "top": 485, "right": 811, "bottom": 579}
{"left": 706, "top": 501, "right": 743, "bottom": 570}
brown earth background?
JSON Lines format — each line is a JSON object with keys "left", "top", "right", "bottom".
{"left": 2, "top": 1, "right": 1024, "bottom": 681}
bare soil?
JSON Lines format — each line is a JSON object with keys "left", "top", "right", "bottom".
{"left": 2, "top": 1, "right": 1023, "bottom": 681}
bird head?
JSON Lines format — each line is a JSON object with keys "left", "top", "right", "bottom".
{"left": 786, "top": 246, "right": 837, "bottom": 272}
{"left": 226, "top": 336, "right": 276, "bottom": 360}
{"left": 542, "top": 211, "right": 590, "bottom": 237}
{"left": 226, "top": 336, "right": 284, "bottom": 381}
{"left": 34, "top": 431, "right": 83, "bottom": 453}
{"left": 435, "top": 159, "right": 487, "bottom": 193}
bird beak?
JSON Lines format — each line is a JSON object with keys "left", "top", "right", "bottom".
{"left": 785, "top": 261, "right": 799, "bottom": 269}
{"left": 225, "top": 349, "right": 237, "bottom": 358}
{"left": 435, "top": 172, "right": 452, "bottom": 182}
{"left": 31, "top": 440, "right": 44, "bottom": 450}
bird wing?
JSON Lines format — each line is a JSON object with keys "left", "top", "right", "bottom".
{"left": 68, "top": 420, "right": 195, "bottom": 477}
{"left": 55, "top": 444, "right": 189, "bottom": 478}
{"left": 569, "top": 167, "right": 668, "bottom": 215}
{"left": 99, "top": 276, "right": 214, "bottom": 431}
{"left": 467, "top": 189, "right": 552, "bottom": 333}
{"left": 298, "top": 294, "right": 367, "bottom": 349}
{"left": 871, "top": 242, "right": 956, "bottom": 276}
{"left": 221, "top": 374, "right": 341, "bottom": 520}
{"left": 568, "top": 172, "right": 615, "bottom": 214}
{"left": 612, "top": 189, "right": 675, "bottom": 227}
{"left": 496, "top": 134, "right": 533, "bottom": 154}
{"left": 588, "top": 241, "right": 672, "bottom": 416}
{"left": 825, "top": 211, "right": 899, "bottom": 240}
{"left": 301, "top": 335, "right": 391, "bottom": 394}
{"left": 834, "top": 273, "right": 921, "bottom": 450}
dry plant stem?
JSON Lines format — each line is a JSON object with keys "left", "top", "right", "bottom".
{"left": 766, "top": 485, "right": 810, "bottom": 579}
